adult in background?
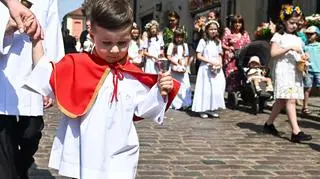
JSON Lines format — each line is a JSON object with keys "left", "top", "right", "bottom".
{"left": 0, "top": 0, "right": 64, "bottom": 178}
{"left": 163, "top": 11, "right": 180, "bottom": 52}
{"left": 222, "top": 15, "right": 251, "bottom": 92}
{"left": 62, "top": 28, "right": 78, "bottom": 54}
{"left": 80, "top": 1, "right": 93, "bottom": 52}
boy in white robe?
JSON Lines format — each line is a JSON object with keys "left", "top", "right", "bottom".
{"left": 23, "top": 0, "right": 180, "bottom": 178}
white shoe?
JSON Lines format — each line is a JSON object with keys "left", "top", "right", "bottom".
{"left": 200, "top": 113, "right": 208, "bottom": 119}
{"left": 211, "top": 112, "right": 219, "bottom": 118}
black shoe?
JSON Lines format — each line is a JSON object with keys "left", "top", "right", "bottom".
{"left": 291, "top": 132, "right": 312, "bottom": 143}
{"left": 263, "top": 123, "right": 279, "bottom": 136}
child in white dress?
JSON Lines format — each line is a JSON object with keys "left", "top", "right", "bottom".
{"left": 264, "top": 5, "right": 312, "bottom": 142}
{"left": 25, "top": 1, "right": 180, "bottom": 178}
{"left": 142, "top": 20, "right": 164, "bottom": 74}
{"left": 192, "top": 20, "right": 226, "bottom": 118}
{"left": 128, "top": 22, "right": 144, "bottom": 68}
{"left": 167, "top": 27, "right": 192, "bottom": 109}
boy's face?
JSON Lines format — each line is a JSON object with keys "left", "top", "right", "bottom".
{"left": 91, "top": 24, "right": 131, "bottom": 64}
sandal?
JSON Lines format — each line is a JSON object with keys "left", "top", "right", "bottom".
{"left": 302, "top": 108, "right": 312, "bottom": 115}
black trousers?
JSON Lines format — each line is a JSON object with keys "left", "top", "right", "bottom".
{"left": 0, "top": 115, "right": 44, "bottom": 179}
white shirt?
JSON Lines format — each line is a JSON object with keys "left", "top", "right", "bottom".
{"left": 24, "top": 57, "right": 167, "bottom": 178}
{"left": 128, "top": 39, "right": 143, "bottom": 63}
{"left": 142, "top": 35, "right": 164, "bottom": 58}
{"left": 167, "top": 42, "right": 189, "bottom": 64}
{"left": 196, "top": 39, "right": 222, "bottom": 62}
{"left": 0, "top": 0, "right": 64, "bottom": 116}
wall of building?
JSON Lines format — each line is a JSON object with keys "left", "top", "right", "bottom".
{"left": 293, "top": 0, "right": 317, "bottom": 15}
{"left": 136, "top": 0, "right": 212, "bottom": 43}
{"left": 236, "top": 0, "right": 269, "bottom": 39}
{"left": 65, "top": 17, "right": 84, "bottom": 40}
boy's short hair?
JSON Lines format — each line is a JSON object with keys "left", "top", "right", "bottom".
{"left": 90, "top": 0, "right": 133, "bottom": 31}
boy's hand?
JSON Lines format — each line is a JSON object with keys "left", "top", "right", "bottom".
{"left": 43, "top": 96, "right": 53, "bottom": 109}
{"left": 5, "top": 17, "right": 18, "bottom": 35}
{"left": 158, "top": 71, "right": 173, "bottom": 96}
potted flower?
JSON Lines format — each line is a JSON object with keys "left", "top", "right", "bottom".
{"left": 254, "top": 21, "right": 276, "bottom": 41}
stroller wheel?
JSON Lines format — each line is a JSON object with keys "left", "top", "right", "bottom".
{"left": 252, "top": 98, "right": 260, "bottom": 115}
{"left": 227, "top": 92, "right": 239, "bottom": 109}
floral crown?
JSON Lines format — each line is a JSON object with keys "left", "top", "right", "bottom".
{"left": 174, "top": 26, "right": 187, "bottom": 36}
{"left": 144, "top": 20, "right": 159, "bottom": 30}
{"left": 279, "top": 5, "right": 302, "bottom": 21}
{"left": 133, "top": 22, "right": 138, "bottom": 28}
{"left": 205, "top": 20, "right": 220, "bottom": 28}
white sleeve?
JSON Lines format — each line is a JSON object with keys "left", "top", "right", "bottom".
{"left": 134, "top": 84, "right": 167, "bottom": 124}
{"left": 128, "top": 42, "right": 135, "bottom": 58}
{"left": 23, "top": 56, "right": 54, "bottom": 97}
{"left": 196, "top": 39, "right": 206, "bottom": 53}
{"left": 159, "top": 35, "right": 164, "bottom": 47}
{"left": 0, "top": 3, "right": 10, "bottom": 55}
{"left": 43, "top": 0, "right": 65, "bottom": 62}
{"left": 142, "top": 39, "right": 148, "bottom": 49}
{"left": 270, "top": 33, "right": 281, "bottom": 44}
{"left": 184, "top": 43, "right": 189, "bottom": 56}
{"left": 166, "top": 43, "right": 174, "bottom": 56}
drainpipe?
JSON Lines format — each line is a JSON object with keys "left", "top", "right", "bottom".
{"left": 133, "top": 0, "right": 137, "bottom": 22}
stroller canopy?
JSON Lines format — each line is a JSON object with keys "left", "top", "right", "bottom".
{"left": 237, "top": 40, "right": 271, "bottom": 68}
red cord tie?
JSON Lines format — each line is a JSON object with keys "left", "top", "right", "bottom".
{"left": 110, "top": 64, "right": 124, "bottom": 103}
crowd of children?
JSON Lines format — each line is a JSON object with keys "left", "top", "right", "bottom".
{"left": 126, "top": 4, "right": 317, "bottom": 143}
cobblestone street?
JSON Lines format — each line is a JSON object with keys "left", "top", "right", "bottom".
{"left": 30, "top": 98, "right": 320, "bottom": 179}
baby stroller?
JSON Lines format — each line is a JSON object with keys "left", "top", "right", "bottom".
{"left": 227, "top": 40, "right": 273, "bottom": 114}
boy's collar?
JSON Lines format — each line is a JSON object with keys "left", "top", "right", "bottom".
{"left": 90, "top": 51, "right": 128, "bottom": 68}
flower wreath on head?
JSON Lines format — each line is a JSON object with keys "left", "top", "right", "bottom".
{"left": 133, "top": 22, "right": 138, "bottom": 28}
{"left": 279, "top": 5, "right": 302, "bottom": 22}
{"left": 144, "top": 20, "right": 159, "bottom": 31}
{"left": 174, "top": 26, "right": 187, "bottom": 36}
{"left": 205, "top": 19, "right": 220, "bottom": 28}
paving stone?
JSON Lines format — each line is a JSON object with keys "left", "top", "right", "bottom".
{"left": 30, "top": 96, "right": 320, "bottom": 178}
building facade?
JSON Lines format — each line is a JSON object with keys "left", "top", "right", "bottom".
{"left": 61, "top": 8, "right": 85, "bottom": 40}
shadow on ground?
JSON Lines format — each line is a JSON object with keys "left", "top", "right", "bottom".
{"left": 29, "top": 164, "right": 55, "bottom": 179}
{"left": 236, "top": 122, "right": 319, "bottom": 152}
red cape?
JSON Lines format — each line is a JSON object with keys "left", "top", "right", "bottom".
{"left": 49, "top": 53, "right": 180, "bottom": 120}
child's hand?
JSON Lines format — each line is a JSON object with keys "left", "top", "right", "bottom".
{"left": 158, "top": 71, "right": 173, "bottom": 96}
{"left": 152, "top": 56, "right": 158, "bottom": 61}
{"left": 43, "top": 96, "right": 54, "bottom": 109}
{"left": 302, "top": 53, "right": 310, "bottom": 61}
{"left": 5, "top": 17, "right": 18, "bottom": 35}
{"left": 290, "top": 46, "right": 302, "bottom": 53}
